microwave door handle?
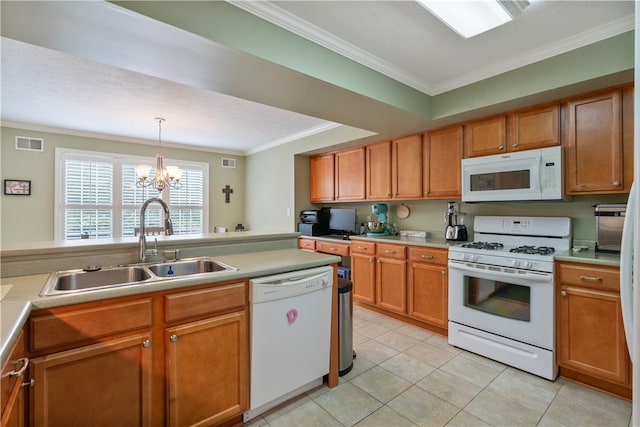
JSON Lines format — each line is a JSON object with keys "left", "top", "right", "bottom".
{"left": 449, "top": 262, "right": 552, "bottom": 283}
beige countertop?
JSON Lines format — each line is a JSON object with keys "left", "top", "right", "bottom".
{"left": 0, "top": 248, "right": 340, "bottom": 365}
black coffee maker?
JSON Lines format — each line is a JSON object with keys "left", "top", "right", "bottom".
{"left": 444, "top": 202, "right": 468, "bottom": 241}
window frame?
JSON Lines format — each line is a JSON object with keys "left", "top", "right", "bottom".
{"left": 55, "top": 147, "right": 209, "bottom": 241}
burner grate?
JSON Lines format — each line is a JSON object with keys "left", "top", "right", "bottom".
{"left": 509, "top": 245, "right": 555, "bottom": 256}
{"left": 461, "top": 242, "right": 504, "bottom": 250}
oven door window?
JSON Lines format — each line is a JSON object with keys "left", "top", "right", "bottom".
{"left": 464, "top": 277, "right": 530, "bottom": 322}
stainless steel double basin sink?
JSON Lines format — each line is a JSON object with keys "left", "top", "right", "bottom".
{"left": 40, "top": 257, "right": 237, "bottom": 296}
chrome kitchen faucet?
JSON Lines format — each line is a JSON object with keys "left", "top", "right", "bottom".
{"left": 138, "top": 197, "right": 173, "bottom": 262}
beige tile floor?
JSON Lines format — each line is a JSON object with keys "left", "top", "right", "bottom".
{"left": 246, "top": 306, "right": 632, "bottom": 427}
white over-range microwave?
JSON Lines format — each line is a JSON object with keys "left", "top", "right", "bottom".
{"left": 462, "top": 145, "right": 562, "bottom": 202}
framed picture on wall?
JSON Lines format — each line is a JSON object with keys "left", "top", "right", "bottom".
{"left": 4, "top": 179, "right": 31, "bottom": 195}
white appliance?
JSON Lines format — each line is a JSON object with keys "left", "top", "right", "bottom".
{"left": 448, "top": 216, "right": 571, "bottom": 380}
{"left": 461, "top": 145, "right": 562, "bottom": 202}
{"left": 243, "top": 266, "right": 333, "bottom": 422}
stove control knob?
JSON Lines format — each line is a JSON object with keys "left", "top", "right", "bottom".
{"left": 523, "top": 261, "right": 533, "bottom": 269}
{"left": 463, "top": 254, "right": 477, "bottom": 262}
{"left": 511, "top": 259, "right": 520, "bottom": 268}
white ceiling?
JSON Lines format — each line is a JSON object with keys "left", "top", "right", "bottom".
{"left": 0, "top": 1, "right": 634, "bottom": 155}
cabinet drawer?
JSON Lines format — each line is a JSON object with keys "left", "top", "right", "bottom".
{"left": 30, "top": 298, "right": 153, "bottom": 352}
{"left": 557, "top": 263, "right": 619, "bottom": 291}
{"left": 408, "top": 247, "right": 448, "bottom": 265}
{"left": 165, "top": 281, "right": 247, "bottom": 324}
{"left": 316, "top": 241, "right": 350, "bottom": 256}
{"left": 298, "top": 238, "right": 316, "bottom": 251}
{"left": 351, "top": 241, "right": 376, "bottom": 255}
{"left": 376, "top": 243, "right": 406, "bottom": 260}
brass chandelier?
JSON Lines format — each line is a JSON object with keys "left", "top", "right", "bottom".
{"left": 135, "top": 118, "right": 182, "bottom": 192}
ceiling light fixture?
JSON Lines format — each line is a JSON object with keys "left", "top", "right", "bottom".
{"left": 135, "top": 118, "right": 182, "bottom": 192}
{"left": 417, "top": 0, "right": 529, "bottom": 39}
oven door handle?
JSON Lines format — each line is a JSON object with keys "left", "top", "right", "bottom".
{"left": 448, "top": 262, "right": 553, "bottom": 283}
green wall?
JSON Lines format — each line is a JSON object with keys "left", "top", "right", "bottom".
{"left": 0, "top": 127, "right": 244, "bottom": 243}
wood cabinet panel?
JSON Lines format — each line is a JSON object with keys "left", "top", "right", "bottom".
{"left": 316, "top": 241, "right": 350, "bottom": 256}
{"left": 565, "top": 90, "right": 624, "bottom": 194}
{"left": 408, "top": 246, "right": 448, "bottom": 265}
{"left": 165, "top": 281, "right": 246, "bottom": 324}
{"left": 376, "top": 257, "right": 406, "bottom": 314}
{"left": 408, "top": 262, "right": 448, "bottom": 327}
{"left": 30, "top": 298, "right": 153, "bottom": 352}
{"left": 423, "top": 126, "right": 462, "bottom": 199}
{"left": 393, "top": 134, "right": 423, "bottom": 199}
{"left": 351, "top": 253, "right": 376, "bottom": 304}
{"left": 336, "top": 147, "right": 365, "bottom": 201}
{"left": 556, "top": 261, "right": 630, "bottom": 395}
{"left": 298, "top": 238, "right": 316, "bottom": 252}
{"left": 464, "top": 116, "right": 507, "bottom": 158}
{"left": 376, "top": 243, "right": 406, "bottom": 260}
{"left": 165, "top": 311, "right": 248, "bottom": 427}
{"left": 510, "top": 104, "right": 560, "bottom": 151}
{"left": 351, "top": 241, "right": 376, "bottom": 255}
{"left": 366, "top": 141, "right": 392, "bottom": 200}
{"left": 31, "top": 333, "right": 153, "bottom": 427}
{"left": 1, "top": 330, "right": 26, "bottom": 427}
{"left": 310, "top": 153, "right": 335, "bottom": 202}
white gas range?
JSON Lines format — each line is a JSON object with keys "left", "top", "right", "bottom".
{"left": 447, "top": 216, "right": 571, "bottom": 380}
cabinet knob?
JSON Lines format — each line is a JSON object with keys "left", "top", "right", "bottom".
{"left": 369, "top": 258, "right": 374, "bottom": 262}
{"left": 385, "top": 250, "right": 396, "bottom": 254}
{"left": 170, "top": 334, "right": 178, "bottom": 342}
{"left": 613, "top": 181, "right": 621, "bottom": 187}
{"left": 498, "top": 145, "right": 504, "bottom": 150}
{"left": 512, "top": 143, "right": 519, "bottom": 148}
{"left": 421, "top": 255, "right": 434, "bottom": 259}
{"left": 561, "top": 290, "right": 568, "bottom": 297}
{"left": 357, "top": 246, "right": 368, "bottom": 250}
{"left": 21, "top": 378, "right": 35, "bottom": 388}
{"left": 441, "top": 270, "right": 446, "bottom": 276}
{"left": 142, "top": 339, "right": 151, "bottom": 348}
{"left": 424, "top": 192, "right": 428, "bottom": 196}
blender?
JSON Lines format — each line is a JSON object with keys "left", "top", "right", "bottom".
{"left": 367, "top": 203, "right": 389, "bottom": 236}
{"left": 444, "top": 202, "right": 468, "bottom": 241}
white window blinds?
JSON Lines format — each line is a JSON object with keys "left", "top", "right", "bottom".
{"left": 56, "top": 148, "right": 208, "bottom": 240}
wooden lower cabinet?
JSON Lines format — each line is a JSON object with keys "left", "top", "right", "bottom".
{"left": 376, "top": 246, "right": 407, "bottom": 314}
{"left": 1, "top": 330, "right": 27, "bottom": 427}
{"left": 31, "top": 332, "right": 153, "bottom": 427}
{"left": 27, "top": 281, "right": 250, "bottom": 426}
{"left": 166, "top": 311, "right": 248, "bottom": 427}
{"left": 352, "top": 252, "right": 376, "bottom": 304}
{"left": 556, "top": 262, "right": 631, "bottom": 398}
{"left": 407, "top": 247, "right": 448, "bottom": 328}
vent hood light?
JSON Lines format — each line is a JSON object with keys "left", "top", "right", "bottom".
{"left": 417, "top": 0, "right": 524, "bottom": 38}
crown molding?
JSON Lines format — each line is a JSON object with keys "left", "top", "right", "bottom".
{"left": 229, "top": 1, "right": 633, "bottom": 96}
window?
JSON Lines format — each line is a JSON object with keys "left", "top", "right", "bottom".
{"left": 55, "top": 148, "right": 208, "bottom": 240}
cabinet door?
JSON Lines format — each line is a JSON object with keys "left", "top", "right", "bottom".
{"left": 310, "top": 153, "right": 335, "bottom": 202}
{"left": 351, "top": 253, "right": 376, "bottom": 304}
{"left": 408, "top": 262, "right": 448, "bottom": 328}
{"left": 31, "top": 333, "right": 153, "bottom": 427}
{"left": 376, "top": 257, "right": 407, "bottom": 314}
{"left": 424, "top": 126, "right": 463, "bottom": 199}
{"left": 565, "top": 90, "right": 624, "bottom": 194}
{"left": 557, "top": 285, "right": 630, "bottom": 386}
{"left": 463, "top": 116, "right": 507, "bottom": 158}
{"left": 336, "top": 147, "right": 365, "bottom": 201}
{"left": 510, "top": 104, "right": 560, "bottom": 152}
{"left": 393, "top": 134, "right": 423, "bottom": 199}
{"left": 1, "top": 330, "right": 26, "bottom": 427}
{"left": 366, "top": 141, "right": 392, "bottom": 200}
{"left": 166, "top": 311, "right": 248, "bottom": 427}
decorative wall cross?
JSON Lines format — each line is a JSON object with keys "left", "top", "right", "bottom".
{"left": 222, "top": 185, "right": 233, "bottom": 203}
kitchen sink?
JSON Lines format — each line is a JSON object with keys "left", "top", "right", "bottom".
{"left": 148, "top": 258, "right": 237, "bottom": 277}
{"left": 40, "top": 266, "right": 154, "bottom": 296}
{"left": 39, "top": 257, "right": 238, "bottom": 296}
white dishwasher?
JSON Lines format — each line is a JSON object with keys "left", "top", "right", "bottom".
{"left": 243, "top": 266, "right": 333, "bottom": 422}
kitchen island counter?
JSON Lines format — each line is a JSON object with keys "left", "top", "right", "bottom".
{"left": 0, "top": 248, "right": 340, "bottom": 365}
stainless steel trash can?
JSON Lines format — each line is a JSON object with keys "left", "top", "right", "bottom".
{"left": 338, "top": 278, "right": 354, "bottom": 376}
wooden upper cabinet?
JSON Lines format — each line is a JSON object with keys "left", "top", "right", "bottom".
{"left": 463, "top": 115, "right": 507, "bottom": 158}
{"left": 510, "top": 104, "right": 560, "bottom": 151}
{"left": 366, "top": 141, "right": 392, "bottom": 199}
{"left": 424, "top": 125, "right": 463, "bottom": 199}
{"left": 565, "top": 89, "right": 626, "bottom": 194}
{"left": 393, "top": 134, "right": 423, "bottom": 199}
{"left": 310, "top": 153, "right": 335, "bottom": 202}
{"left": 336, "top": 147, "right": 365, "bottom": 201}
